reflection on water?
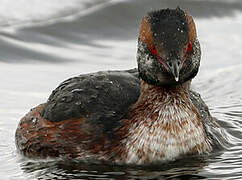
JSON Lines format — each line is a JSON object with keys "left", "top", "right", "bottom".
{"left": 1, "top": 0, "right": 242, "bottom": 179}
{"left": 20, "top": 156, "right": 209, "bottom": 179}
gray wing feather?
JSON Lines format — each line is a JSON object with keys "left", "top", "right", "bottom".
{"left": 40, "top": 69, "right": 140, "bottom": 135}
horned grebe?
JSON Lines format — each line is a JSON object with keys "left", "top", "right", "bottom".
{"left": 15, "top": 8, "right": 222, "bottom": 164}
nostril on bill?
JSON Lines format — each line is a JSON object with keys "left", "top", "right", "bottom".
{"left": 167, "top": 62, "right": 173, "bottom": 68}
{"left": 177, "top": 60, "right": 181, "bottom": 66}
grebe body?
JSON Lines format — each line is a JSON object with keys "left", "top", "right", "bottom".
{"left": 16, "top": 8, "right": 222, "bottom": 164}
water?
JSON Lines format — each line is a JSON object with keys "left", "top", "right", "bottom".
{"left": 1, "top": 0, "right": 242, "bottom": 179}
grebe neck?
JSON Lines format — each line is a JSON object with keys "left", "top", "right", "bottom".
{"left": 120, "top": 80, "right": 212, "bottom": 164}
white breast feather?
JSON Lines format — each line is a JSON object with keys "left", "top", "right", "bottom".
{"left": 124, "top": 98, "right": 212, "bottom": 164}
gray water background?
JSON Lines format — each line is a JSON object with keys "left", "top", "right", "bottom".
{"left": 1, "top": 0, "right": 242, "bottom": 179}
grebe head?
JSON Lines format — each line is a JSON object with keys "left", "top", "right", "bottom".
{"left": 137, "top": 8, "right": 201, "bottom": 86}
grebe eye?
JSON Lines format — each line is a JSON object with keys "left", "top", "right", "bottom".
{"left": 187, "top": 42, "right": 192, "bottom": 53}
{"left": 149, "top": 44, "right": 158, "bottom": 55}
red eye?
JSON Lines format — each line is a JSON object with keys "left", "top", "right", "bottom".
{"left": 149, "top": 44, "right": 158, "bottom": 55}
{"left": 182, "top": 42, "right": 193, "bottom": 65}
{"left": 149, "top": 44, "right": 168, "bottom": 70}
{"left": 187, "top": 42, "right": 192, "bottom": 53}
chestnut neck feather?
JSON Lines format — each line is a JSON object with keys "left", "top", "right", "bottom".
{"left": 136, "top": 80, "right": 191, "bottom": 105}
{"left": 120, "top": 80, "right": 212, "bottom": 164}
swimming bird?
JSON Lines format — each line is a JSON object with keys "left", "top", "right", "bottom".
{"left": 15, "top": 8, "right": 222, "bottom": 164}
